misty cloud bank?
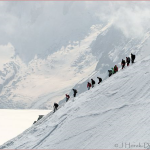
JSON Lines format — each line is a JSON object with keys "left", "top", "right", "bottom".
{"left": 0, "top": 1, "right": 150, "bottom": 62}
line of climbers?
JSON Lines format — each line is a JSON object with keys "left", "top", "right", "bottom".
{"left": 53, "top": 89, "right": 78, "bottom": 112}
{"left": 87, "top": 77, "right": 102, "bottom": 90}
{"left": 108, "top": 53, "right": 136, "bottom": 77}
{"left": 53, "top": 77, "right": 102, "bottom": 112}
{"left": 53, "top": 53, "right": 136, "bottom": 113}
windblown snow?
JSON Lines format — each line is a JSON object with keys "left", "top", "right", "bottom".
{"left": 1, "top": 56, "right": 150, "bottom": 149}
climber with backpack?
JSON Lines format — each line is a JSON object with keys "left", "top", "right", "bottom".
{"left": 108, "top": 70, "right": 112, "bottom": 77}
{"left": 53, "top": 102, "right": 59, "bottom": 113}
{"left": 72, "top": 89, "right": 77, "bottom": 97}
{"left": 91, "top": 79, "right": 95, "bottom": 88}
{"left": 97, "top": 77, "right": 102, "bottom": 84}
{"left": 87, "top": 82, "right": 91, "bottom": 90}
{"left": 126, "top": 57, "right": 130, "bottom": 66}
{"left": 121, "top": 59, "right": 126, "bottom": 69}
{"left": 131, "top": 53, "right": 136, "bottom": 63}
{"left": 114, "top": 65, "right": 118, "bottom": 73}
{"left": 111, "top": 67, "right": 115, "bottom": 74}
{"left": 66, "top": 94, "right": 70, "bottom": 102}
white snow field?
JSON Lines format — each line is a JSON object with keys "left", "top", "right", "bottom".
{"left": 0, "top": 109, "right": 50, "bottom": 146}
{"left": 1, "top": 56, "right": 150, "bottom": 149}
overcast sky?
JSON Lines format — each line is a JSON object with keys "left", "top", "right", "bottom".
{"left": 0, "top": 1, "right": 150, "bottom": 63}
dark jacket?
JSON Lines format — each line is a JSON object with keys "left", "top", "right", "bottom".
{"left": 97, "top": 77, "right": 102, "bottom": 82}
{"left": 91, "top": 79, "right": 95, "bottom": 85}
{"left": 54, "top": 103, "right": 59, "bottom": 108}
{"left": 87, "top": 82, "right": 91, "bottom": 88}
{"left": 73, "top": 89, "right": 77, "bottom": 94}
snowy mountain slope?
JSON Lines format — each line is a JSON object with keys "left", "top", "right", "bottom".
{"left": 0, "top": 24, "right": 105, "bottom": 109}
{"left": 1, "top": 56, "right": 150, "bottom": 149}
{"left": 1, "top": 2, "right": 150, "bottom": 110}
{"left": 70, "top": 26, "right": 150, "bottom": 97}
{"left": 1, "top": 21, "right": 150, "bottom": 109}
{"left": 0, "top": 109, "right": 50, "bottom": 145}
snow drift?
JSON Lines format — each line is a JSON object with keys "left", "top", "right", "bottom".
{"left": 1, "top": 55, "right": 150, "bottom": 149}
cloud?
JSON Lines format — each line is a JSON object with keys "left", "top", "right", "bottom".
{"left": 0, "top": 43, "right": 15, "bottom": 69}
{"left": 0, "top": 1, "right": 150, "bottom": 62}
{"left": 0, "top": 1, "right": 101, "bottom": 62}
{"left": 88, "top": 1, "right": 150, "bottom": 38}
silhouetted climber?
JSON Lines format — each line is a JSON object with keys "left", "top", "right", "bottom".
{"left": 97, "top": 77, "right": 102, "bottom": 84}
{"left": 91, "top": 79, "right": 95, "bottom": 88}
{"left": 72, "top": 89, "right": 77, "bottom": 97}
{"left": 114, "top": 65, "right": 118, "bottom": 73}
{"left": 126, "top": 57, "right": 130, "bottom": 66}
{"left": 108, "top": 70, "right": 112, "bottom": 77}
{"left": 87, "top": 82, "right": 91, "bottom": 90}
{"left": 53, "top": 103, "right": 59, "bottom": 113}
{"left": 131, "top": 53, "right": 135, "bottom": 63}
{"left": 121, "top": 59, "right": 126, "bottom": 69}
{"left": 66, "top": 94, "right": 70, "bottom": 102}
{"left": 111, "top": 67, "right": 114, "bottom": 74}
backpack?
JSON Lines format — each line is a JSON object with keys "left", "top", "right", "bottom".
{"left": 112, "top": 68, "right": 114, "bottom": 73}
{"left": 114, "top": 66, "right": 118, "bottom": 71}
{"left": 75, "top": 89, "right": 77, "bottom": 93}
{"left": 122, "top": 60, "right": 125, "bottom": 64}
{"left": 127, "top": 57, "right": 130, "bottom": 63}
{"left": 116, "top": 66, "right": 118, "bottom": 71}
{"left": 54, "top": 103, "right": 58, "bottom": 107}
{"left": 108, "top": 70, "right": 112, "bottom": 76}
{"left": 132, "top": 54, "right": 135, "bottom": 59}
{"left": 93, "top": 80, "right": 95, "bottom": 84}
